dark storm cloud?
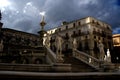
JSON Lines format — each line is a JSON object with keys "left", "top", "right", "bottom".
{"left": 13, "top": 18, "right": 33, "bottom": 31}
{"left": 1, "top": 0, "right": 120, "bottom": 34}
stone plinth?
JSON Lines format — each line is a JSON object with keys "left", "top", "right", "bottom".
{"left": 101, "top": 63, "right": 115, "bottom": 72}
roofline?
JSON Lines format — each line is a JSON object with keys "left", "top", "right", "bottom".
{"left": 47, "top": 16, "right": 112, "bottom": 31}
{"left": 2, "top": 28, "right": 39, "bottom": 36}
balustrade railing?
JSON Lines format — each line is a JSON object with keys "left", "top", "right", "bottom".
{"left": 45, "top": 46, "right": 56, "bottom": 64}
{"left": 73, "top": 49, "right": 101, "bottom": 70}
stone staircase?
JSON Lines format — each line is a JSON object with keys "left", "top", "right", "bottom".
{"left": 63, "top": 56, "right": 98, "bottom": 72}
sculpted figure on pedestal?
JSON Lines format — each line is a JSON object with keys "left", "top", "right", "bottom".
{"left": 45, "top": 34, "right": 50, "bottom": 47}
{"left": 98, "top": 41, "right": 105, "bottom": 61}
{"left": 55, "top": 33, "right": 64, "bottom": 62}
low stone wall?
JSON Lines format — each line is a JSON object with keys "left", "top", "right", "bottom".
{"left": 0, "top": 63, "right": 71, "bottom": 72}
{"left": 0, "top": 63, "right": 52, "bottom": 72}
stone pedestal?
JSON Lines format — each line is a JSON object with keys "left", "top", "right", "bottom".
{"left": 56, "top": 54, "right": 64, "bottom": 63}
{"left": 38, "top": 30, "right": 46, "bottom": 46}
{"left": 101, "top": 63, "right": 115, "bottom": 72}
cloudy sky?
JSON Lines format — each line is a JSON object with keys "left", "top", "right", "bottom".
{"left": 0, "top": 0, "right": 120, "bottom": 34}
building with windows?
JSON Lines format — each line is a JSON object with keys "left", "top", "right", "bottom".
{"left": 112, "top": 34, "right": 120, "bottom": 63}
{"left": 0, "top": 10, "right": 119, "bottom": 74}
{"left": 0, "top": 13, "right": 47, "bottom": 64}
{"left": 47, "top": 16, "right": 113, "bottom": 60}
{"left": 0, "top": 27, "right": 48, "bottom": 64}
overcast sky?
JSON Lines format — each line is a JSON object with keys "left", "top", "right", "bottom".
{"left": 0, "top": 0, "right": 120, "bottom": 34}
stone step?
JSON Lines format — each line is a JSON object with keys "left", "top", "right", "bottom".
{"left": 64, "top": 56, "right": 98, "bottom": 72}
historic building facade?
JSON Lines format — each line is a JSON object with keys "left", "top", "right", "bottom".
{"left": 0, "top": 27, "right": 47, "bottom": 63}
{"left": 113, "top": 34, "right": 120, "bottom": 47}
{"left": 112, "top": 34, "right": 120, "bottom": 63}
{"left": 0, "top": 11, "right": 119, "bottom": 73}
{"left": 0, "top": 16, "right": 47, "bottom": 64}
{"left": 47, "top": 17, "right": 113, "bottom": 60}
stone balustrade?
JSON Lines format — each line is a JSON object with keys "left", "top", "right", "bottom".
{"left": 73, "top": 50, "right": 101, "bottom": 70}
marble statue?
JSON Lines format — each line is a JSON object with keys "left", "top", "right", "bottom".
{"left": 45, "top": 34, "right": 50, "bottom": 47}
{"left": 73, "top": 38, "right": 77, "bottom": 50}
{"left": 106, "top": 49, "right": 111, "bottom": 63}
{"left": 55, "top": 34, "right": 64, "bottom": 62}
{"left": 55, "top": 34, "right": 63, "bottom": 54}
{"left": 98, "top": 41, "right": 105, "bottom": 61}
